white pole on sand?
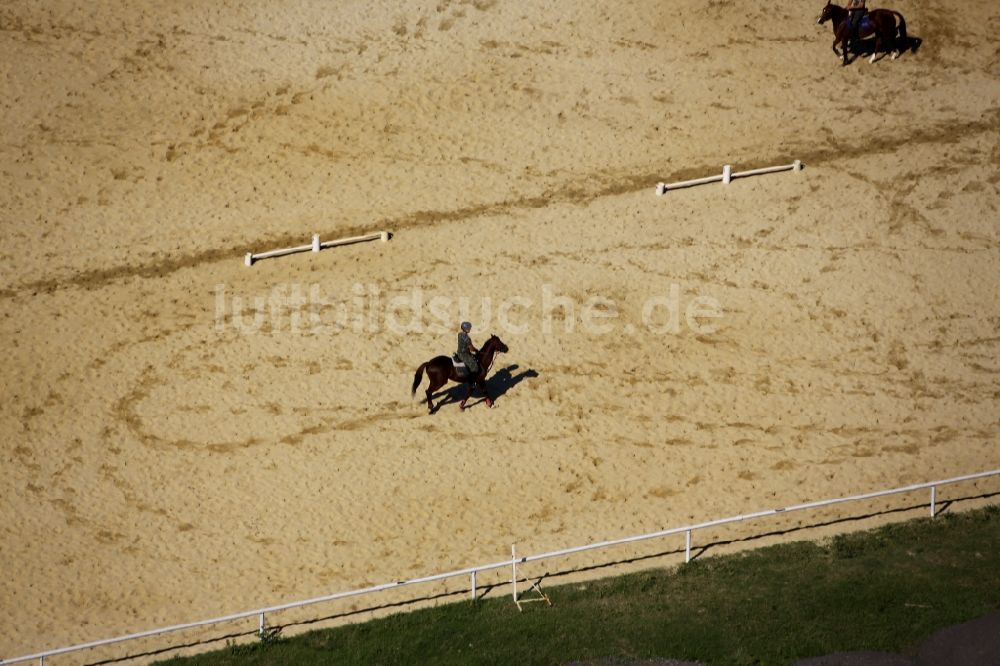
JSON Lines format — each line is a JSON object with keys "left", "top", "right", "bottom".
{"left": 655, "top": 160, "right": 803, "bottom": 195}
{"left": 244, "top": 231, "right": 391, "bottom": 266}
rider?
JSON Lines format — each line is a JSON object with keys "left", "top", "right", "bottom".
{"left": 456, "top": 321, "right": 480, "bottom": 376}
{"left": 846, "top": 0, "right": 867, "bottom": 54}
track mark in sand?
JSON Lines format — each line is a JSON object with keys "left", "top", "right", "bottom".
{"left": 114, "top": 349, "right": 416, "bottom": 449}
{"left": 111, "top": 364, "right": 296, "bottom": 452}
{"left": 3, "top": 109, "right": 999, "bottom": 300}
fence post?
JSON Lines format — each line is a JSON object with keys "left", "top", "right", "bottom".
{"left": 722, "top": 164, "right": 732, "bottom": 185}
{"left": 471, "top": 571, "right": 477, "bottom": 601}
{"left": 685, "top": 530, "right": 692, "bottom": 563}
{"left": 258, "top": 612, "right": 266, "bottom": 639}
{"left": 793, "top": 159, "right": 802, "bottom": 172}
{"left": 511, "top": 544, "right": 517, "bottom": 602}
{"left": 312, "top": 234, "right": 320, "bottom": 252}
{"left": 930, "top": 486, "right": 937, "bottom": 518}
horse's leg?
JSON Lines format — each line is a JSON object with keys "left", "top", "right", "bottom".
{"left": 425, "top": 376, "right": 439, "bottom": 413}
{"left": 481, "top": 379, "right": 494, "bottom": 408}
{"left": 425, "top": 368, "right": 446, "bottom": 414}
{"left": 888, "top": 22, "right": 900, "bottom": 59}
{"left": 460, "top": 382, "right": 473, "bottom": 411}
{"left": 837, "top": 30, "right": 849, "bottom": 66}
{"left": 869, "top": 31, "right": 881, "bottom": 63}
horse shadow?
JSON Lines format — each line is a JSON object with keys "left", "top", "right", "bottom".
{"left": 847, "top": 32, "right": 922, "bottom": 62}
{"left": 429, "top": 364, "right": 538, "bottom": 413}
{"left": 897, "top": 33, "right": 923, "bottom": 54}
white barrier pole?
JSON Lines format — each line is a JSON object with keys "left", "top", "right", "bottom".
{"left": 657, "top": 160, "right": 803, "bottom": 195}
{"left": 685, "top": 530, "right": 692, "bottom": 563}
{"left": 930, "top": 486, "right": 937, "bottom": 518}
{"left": 731, "top": 163, "right": 799, "bottom": 179}
{"left": 250, "top": 243, "right": 314, "bottom": 261}
{"left": 319, "top": 233, "right": 385, "bottom": 249}
{"left": 656, "top": 173, "right": 725, "bottom": 194}
{"left": 471, "top": 571, "right": 477, "bottom": 601}
{"left": 246, "top": 231, "right": 390, "bottom": 266}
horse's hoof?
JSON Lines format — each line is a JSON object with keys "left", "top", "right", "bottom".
{"left": 486, "top": 400, "right": 494, "bottom": 408}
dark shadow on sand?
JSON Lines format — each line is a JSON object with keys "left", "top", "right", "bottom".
{"left": 428, "top": 364, "right": 538, "bottom": 413}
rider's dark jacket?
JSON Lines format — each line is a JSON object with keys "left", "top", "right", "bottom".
{"left": 457, "top": 332, "right": 479, "bottom": 372}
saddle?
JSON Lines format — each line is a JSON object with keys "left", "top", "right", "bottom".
{"left": 452, "top": 355, "right": 469, "bottom": 377}
{"left": 452, "top": 354, "right": 479, "bottom": 379}
{"left": 842, "top": 14, "right": 873, "bottom": 35}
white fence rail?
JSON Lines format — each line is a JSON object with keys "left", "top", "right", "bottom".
{"left": 4, "top": 468, "right": 998, "bottom": 665}
{"left": 244, "top": 230, "right": 389, "bottom": 266}
{"left": 655, "top": 160, "right": 802, "bottom": 195}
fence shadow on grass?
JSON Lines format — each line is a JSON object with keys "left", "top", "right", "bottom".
{"left": 528, "top": 489, "right": 1000, "bottom": 585}
{"left": 83, "top": 488, "right": 997, "bottom": 664}
{"left": 85, "top": 628, "right": 257, "bottom": 666}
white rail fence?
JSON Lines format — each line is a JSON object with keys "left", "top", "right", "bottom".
{"left": 4, "top": 469, "right": 998, "bottom": 665}
{"left": 655, "top": 160, "right": 802, "bottom": 195}
{"left": 244, "top": 230, "right": 390, "bottom": 266}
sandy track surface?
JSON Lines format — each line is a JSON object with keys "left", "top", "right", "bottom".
{"left": 2, "top": 0, "right": 999, "bottom": 661}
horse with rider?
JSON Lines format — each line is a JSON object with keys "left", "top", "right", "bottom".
{"left": 817, "top": 1, "right": 913, "bottom": 66}
{"left": 411, "top": 322, "right": 509, "bottom": 414}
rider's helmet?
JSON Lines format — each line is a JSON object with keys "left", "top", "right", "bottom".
{"left": 460, "top": 321, "right": 472, "bottom": 332}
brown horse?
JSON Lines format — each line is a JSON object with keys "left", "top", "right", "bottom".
{"left": 818, "top": 2, "right": 909, "bottom": 66}
{"left": 411, "top": 334, "right": 509, "bottom": 414}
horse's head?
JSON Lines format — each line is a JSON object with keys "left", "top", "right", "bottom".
{"left": 817, "top": 1, "right": 837, "bottom": 25}
{"left": 487, "top": 334, "right": 509, "bottom": 354}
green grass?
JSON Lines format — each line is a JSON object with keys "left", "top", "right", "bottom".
{"left": 158, "top": 505, "right": 1000, "bottom": 665}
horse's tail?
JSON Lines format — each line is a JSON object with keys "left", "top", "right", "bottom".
{"left": 411, "top": 362, "right": 427, "bottom": 397}
{"left": 892, "top": 11, "right": 908, "bottom": 43}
